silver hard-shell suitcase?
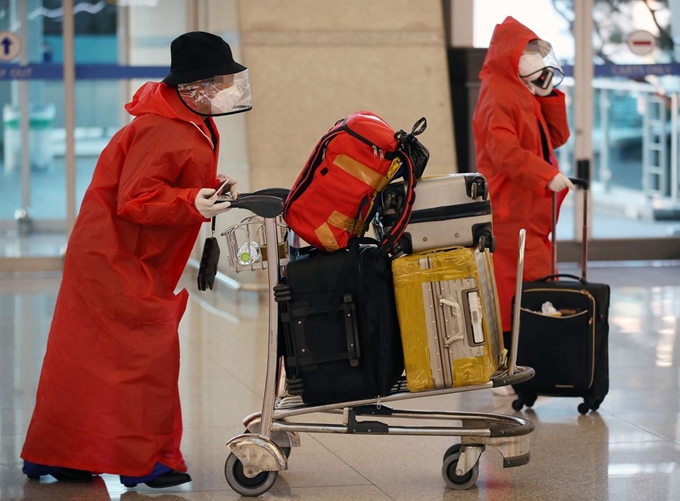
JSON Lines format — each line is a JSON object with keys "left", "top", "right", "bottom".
{"left": 392, "top": 247, "right": 503, "bottom": 392}
{"left": 375, "top": 173, "right": 494, "bottom": 255}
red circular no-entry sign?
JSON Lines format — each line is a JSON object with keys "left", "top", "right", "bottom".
{"left": 627, "top": 30, "right": 656, "bottom": 56}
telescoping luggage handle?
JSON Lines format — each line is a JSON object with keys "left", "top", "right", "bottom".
{"left": 551, "top": 177, "right": 589, "bottom": 281}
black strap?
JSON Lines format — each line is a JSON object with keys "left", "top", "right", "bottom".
{"left": 538, "top": 119, "right": 550, "bottom": 163}
{"left": 204, "top": 118, "right": 218, "bottom": 151}
{"left": 327, "top": 237, "right": 380, "bottom": 319}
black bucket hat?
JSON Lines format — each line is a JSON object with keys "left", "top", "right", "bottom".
{"left": 162, "top": 31, "right": 247, "bottom": 86}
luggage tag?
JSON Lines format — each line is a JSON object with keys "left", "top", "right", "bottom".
{"left": 197, "top": 216, "right": 220, "bottom": 291}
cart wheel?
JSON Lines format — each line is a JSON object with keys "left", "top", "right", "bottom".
{"left": 512, "top": 399, "right": 524, "bottom": 411}
{"left": 225, "top": 453, "right": 278, "bottom": 497}
{"left": 525, "top": 395, "right": 537, "bottom": 408}
{"left": 442, "top": 453, "right": 479, "bottom": 490}
{"left": 577, "top": 402, "right": 590, "bottom": 415}
{"left": 442, "top": 443, "right": 462, "bottom": 462}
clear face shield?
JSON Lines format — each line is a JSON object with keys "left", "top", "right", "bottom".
{"left": 518, "top": 40, "right": 564, "bottom": 96}
{"left": 177, "top": 69, "right": 252, "bottom": 116}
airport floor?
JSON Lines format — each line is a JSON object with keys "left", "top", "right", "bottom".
{"left": 1, "top": 262, "right": 680, "bottom": 501}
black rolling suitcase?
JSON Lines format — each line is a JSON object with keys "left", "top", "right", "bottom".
{"left": 276, "top": 239, "right": 404, "bottom": 405}
{"left": 511, "top": 179, "right": 610, "bottom": 414}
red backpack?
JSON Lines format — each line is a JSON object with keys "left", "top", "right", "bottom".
{"left": 284, "top": 111, "right": 427, "bottom": 255}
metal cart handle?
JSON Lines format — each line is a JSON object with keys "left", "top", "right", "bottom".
{"left": 508, "top": 228, "right": 526, "bottom": 375}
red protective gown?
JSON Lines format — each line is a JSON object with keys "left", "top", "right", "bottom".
{"left": 21, "top": 82, "right": 218, "bottom": 476}
{"left": 472, "top": 17, "right": 570, "bottom": 332}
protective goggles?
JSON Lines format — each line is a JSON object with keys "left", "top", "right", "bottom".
{"left": 518, "top": 40, "right": 565, "bottom": 89}
{"left": 177, "top": 69, "right": 252, "bottom": 117}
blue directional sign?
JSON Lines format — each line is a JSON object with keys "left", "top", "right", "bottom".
{"left": 0, "top": 31, "right": 22, "bottom": 61}
{"left": 563, "top": 63, "right": 680, "bottom": 78}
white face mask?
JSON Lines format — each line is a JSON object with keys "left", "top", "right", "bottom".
{"left": 211, "top": 86, "right": 241, "bottom": 114}
{"left": 177, "top": 69, "right": 253, "bottom": 116}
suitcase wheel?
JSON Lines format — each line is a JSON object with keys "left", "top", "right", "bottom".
{"left": 469, "top": 178, "right": 489, "bottom": 201}
{"left": 578, "top": 402, "right": 590, "bottom": 415}
{"left": 476, "top": 233, "right": 496, "bottom": 253}
{"left": 511, "top": 393, "right": 536, "bottom": 412}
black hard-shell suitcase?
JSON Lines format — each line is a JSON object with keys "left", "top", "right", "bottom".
{"left": 276, "top": 240, "right": 404, "bottom": 405}
{"left": 511, "top": 179, "right": 610, "bottom": 414}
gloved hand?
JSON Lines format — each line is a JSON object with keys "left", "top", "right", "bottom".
{"left": 547, "top": 172, "right": 575, "bottom": 192}
{"left": 215, "top": 174, "right": 239, "bottom": 199}
{"left": 194, "top": 188, "right": 232, "bottom": 218}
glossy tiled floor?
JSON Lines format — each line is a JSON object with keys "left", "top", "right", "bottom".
{"left": 2, "top": 262, "right": 680, "bottom": 501}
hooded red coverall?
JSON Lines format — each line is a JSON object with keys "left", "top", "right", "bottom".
{"left": 21, "top": 82, "right": 218, "bottom": 476}
{"left": 472, "top": 16, "right": 570, "bottom": 333}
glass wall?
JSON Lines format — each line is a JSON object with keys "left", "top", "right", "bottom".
{"left": 0, "top": 0, "right": 185, "bottom": 265}
{"left": 0, "top": 0, "right": 249, "bottom": 271}
{"left": 0, "top": 0, "right": 62, "bottom": 259}
{"left": 472, "top": 0, "right": 680, "bottom": 244}
{"left": 0, "top": 0, "right": 116, "bottom": 261}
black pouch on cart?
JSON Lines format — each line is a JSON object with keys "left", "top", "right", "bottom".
{"left": 511, "top": 179, "right": 610, "bottom": 414}
{"left": 276, "top": 239, "right": 404, "bottom": 405}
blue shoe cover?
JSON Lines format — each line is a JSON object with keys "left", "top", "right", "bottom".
{"left": 23, "top": 460, "right": 92, "bottom": 482}
{"left": 119, "top": 463, "right": 172, "bottom": 487}
{"left": 23, "top": 460, "right": 56, "bottom": 478}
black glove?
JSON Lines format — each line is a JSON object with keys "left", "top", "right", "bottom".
{"left": 197, "top": 218, "right": 221, "bottom": 291}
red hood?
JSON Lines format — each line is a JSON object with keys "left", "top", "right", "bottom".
{"left": 125, "top": 82, "right": 204, "bottom": 126}
{"left": 479, "top": 16, "right": 540, "bottom": 83}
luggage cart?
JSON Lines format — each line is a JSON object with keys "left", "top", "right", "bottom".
{"left": 219, "top": 193, "right": 534, "bottom": 497}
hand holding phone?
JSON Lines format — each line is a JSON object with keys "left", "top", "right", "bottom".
{"left": 214, "top": 179, "right": 231, "bottom": 199}
{"left": 214, "top": 175, "right": 239, "bottom": 199}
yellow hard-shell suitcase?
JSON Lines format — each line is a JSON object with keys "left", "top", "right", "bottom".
{"left": 392, "top": 247, "right": 504, "bottom": 392}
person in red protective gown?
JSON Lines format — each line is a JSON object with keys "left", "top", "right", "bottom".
{"left": 21, "top": 32, "right": 252, "bottom": 489}
{"left": 472, "top": 17, "right": 574, "bottom": 345}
